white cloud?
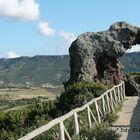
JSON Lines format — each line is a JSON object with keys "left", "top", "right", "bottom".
{"left": 6, "top": 51, "right": 20, "bottom": 58}
{"left": 0, "top": 0, "right": 40, "bottom": 21}
{"left": 60, "top": 30, "right": 76, "bottom": 45}
{"left": 38, "top": 21, "right": 55, "bottom": 36}
{"left": 126, "top": 45, "right": 140, "bottom": 53}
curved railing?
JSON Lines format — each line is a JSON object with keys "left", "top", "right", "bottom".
{"left": 19, "top": 81, "right": 125, "bottom": 140}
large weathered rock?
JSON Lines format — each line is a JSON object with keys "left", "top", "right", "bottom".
{"left": 125, "top": 74, "right": 140, "bottom": 96}
{"left": 67, "top": 22, "right": 140, "bottom": 86}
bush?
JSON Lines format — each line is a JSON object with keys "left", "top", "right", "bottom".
{"left": 0, "top": 100, "right": 56, "bottom": 139}
{"left": 103, "top": 102, "right": 122, "bottom": 125}
{"left": 0, "top": 81, "right": 112, "bottom": 139}
{"left": 103, "top": 112, "right": 118, "bottom": 125}
{"left": 56, "top": 81, "right": 111, "bottom": 115}
{"left": 79, "top": 123, "right": 121, "bottom": 140}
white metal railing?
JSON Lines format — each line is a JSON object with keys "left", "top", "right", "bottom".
{"left": 19, "top": 81, "right": 125, "bottom": 140}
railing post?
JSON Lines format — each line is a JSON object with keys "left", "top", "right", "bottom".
{"left": 123, "top": 81, "right": 126, "bottom": 99}
{"left": 102, "top": 95, "right": 106, "bottom": 114}
{"left": 117, "top": 86, "right": 121, "bottom": 102}
{"left": 59, "top": 122, "right": 65, "bottom": 140}
{"left": 110, "top": 91, "right": 114, "bottom": 111}
{"left": 74, "top": 112, "right": 79, "bottom": 135}
{"left": 106, "top": 93, "right": 111, "bottom": 113}
{"left": 87, "top": 106, "right": 92, "bottom": 128}
{"left": 120, "top": 84, "right": 123, "bottom": 100}
{"left": 113, "top": 88, "right": 118, "bottom": 105}
{"left": 95, "top": 100, "right": 101, "bottom": 124}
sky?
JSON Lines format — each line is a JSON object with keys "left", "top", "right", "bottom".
{"left": 0, "top": 0, "right": 140, "bottom": 58}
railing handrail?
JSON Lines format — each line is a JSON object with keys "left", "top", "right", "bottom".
{"left": 19, "top": 81, "right": 125, "bottom": 140}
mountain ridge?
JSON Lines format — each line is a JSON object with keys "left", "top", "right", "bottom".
{"left": 0, "top": 55, "right": 70, "bottom": 87}
{"left": 0, "top": 52, "right": 139, "bottom": 87}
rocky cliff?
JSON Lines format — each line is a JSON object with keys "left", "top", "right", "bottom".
{"left": 67, "top": 22, "right": 140, "bottom": 86}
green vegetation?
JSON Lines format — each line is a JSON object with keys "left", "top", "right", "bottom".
{"left": 78, "top": 102, "right": 122, "bottom": 140}
{"left": 0, "top": 81, "right": 121, "bottom": 139}
{"left": 56, "top": 81, "right": 111, "bottom": 114}
{"left": 128, "top": 72, "right": 140, "bottom": 76}
{"left": 103, "top": 102, "right": 122, "bottom": 125}
{"left": 79, "top": 123, "right": 120, "bottom": 140}
{"left": 0, "top": 100, "right": 57, "bottom": 139}
{"left": 120, "top": 52, "right": 140, "bottom": 74}
{"left": 0, "top": 55, "right": 69, "bottom": 87}
{"left": 125, "top": 71, "right": 140, "bottom": 82}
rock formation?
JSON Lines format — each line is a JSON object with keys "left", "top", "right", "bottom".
{"left": 67, "top": 22, "right": 140, "bottom": 86}
{"left": 125, "top": 74, "right": 140, "bottom": 96}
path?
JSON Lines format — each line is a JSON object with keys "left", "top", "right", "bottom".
{"left": 112, "top": 96, "right": 140, "bottom": 140}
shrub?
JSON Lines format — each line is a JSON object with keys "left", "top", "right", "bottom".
{"left": 103, "top": 102, "right": 122, "bottom": 125}
{"left": 0, "top": 100, "right": 56, "bottom": 139}
{"left": 56, "top": 81, "right": 111, "bottom": 115}
{"left": 79, "top": 123, "right": 121, "bottom": 140}
{"left": 0, "top": 81, "right": 112, "bottom": 139}
{"left": 103, "top": 112, "right": 118, "bottom": 125}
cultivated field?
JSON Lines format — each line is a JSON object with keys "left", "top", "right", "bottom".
{"left": 0, "top": 86, "right": 63, "bottom": 111}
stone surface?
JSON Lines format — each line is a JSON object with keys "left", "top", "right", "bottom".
{"left": 112, "top": 97, "right": 140, "bottom": 140}
{"left": 67, "top": 22, "right": 140, "bottom": 86}
{"left": 125, "top": 75, "right": 140, "bottom": 96}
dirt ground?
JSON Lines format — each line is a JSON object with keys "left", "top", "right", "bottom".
{"left": 112, "top": 96, "right": 140, "bottom": 140}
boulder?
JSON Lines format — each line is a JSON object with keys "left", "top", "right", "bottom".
{"left": 125, "top": 74, "right": 140, "bottom": 96}
{"left": 66, "top": 22, "right": 140, "bottom": 86}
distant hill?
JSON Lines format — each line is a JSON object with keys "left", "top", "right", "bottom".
{"left": 120, "top": 52, "right": 140, "bottom": 74}
{"left": 0, "top": 55, "right": 69, "bottom": 87}
{"left": 0, "top": 52, "right": 139, "bottom": 87}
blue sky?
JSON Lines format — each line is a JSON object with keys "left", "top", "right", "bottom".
{"left": 0, "top": 0, "right": 140, "bottom": 58}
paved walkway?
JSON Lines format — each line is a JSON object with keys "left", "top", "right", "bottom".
{"left": 112, "top": 96, "right": 140, "bottom": 140}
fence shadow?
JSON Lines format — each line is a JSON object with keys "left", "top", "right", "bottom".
{"left": 127, "top": 97, "right": 140, "bottom": 140}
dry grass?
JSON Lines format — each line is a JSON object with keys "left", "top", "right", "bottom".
{"left": 0, "top": 87, "right": 63, "bottom": 111}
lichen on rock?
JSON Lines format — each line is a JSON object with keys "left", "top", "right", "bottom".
{"left": 66, "top": 22, "right": 140, "bottom": 86}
